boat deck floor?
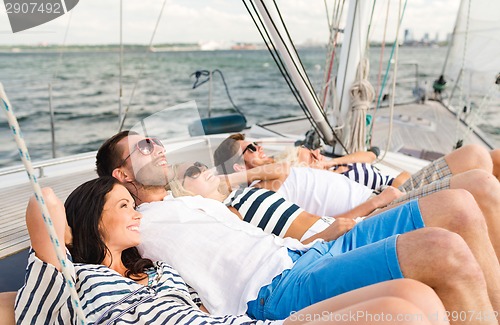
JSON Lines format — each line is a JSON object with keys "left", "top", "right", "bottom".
{"left": 259, "top": 100, "right": 493, "bottom": 156}
{"left": 0, "top": 169, "right": 97, "bottom": 261}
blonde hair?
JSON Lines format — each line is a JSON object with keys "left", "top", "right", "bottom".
{"left": 168, "top": 163, "right": 230, "bottom": 198}
{"left": 274, "top": 146, "right": 309, "bottom": 167}
{"left": 168, "top": 163, "right": 198, "bottom": 198}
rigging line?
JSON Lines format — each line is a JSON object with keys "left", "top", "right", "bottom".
{"left": 243, "top": 0, "right": 310, "bottom": 116}
{"left": 243, "top": 0, "right": 319, "bottom": 137}
{"left": 266, "top": 0, "right": 347, "bottom": 150}
{"left": 118, "top": 0, "right": 168, "bottom": 132}
{"left": 455, "top": 0, "right": 471, "bottom": 147}
{"left": 323, "top": 0, "right": 331, "bottom": 29}
{"left": 243, "top": 1, "right": 321, "bottom": 144}
{"left": 265, "top": 0, "right": 347, "bottom": 149}
{"left": 269, "top": 0, "right": 326, "bottom": 111}
{"left": 373, "top": 0, "right": 407, "bottom": 113}
{"left": 118, "top": 0, "right": 123, "bottom": 127}
{"left": 377, "top": 0, "right": 405, "bottom": 163}
{"left": 321, "top": 0, "right": 345, "bottom": 107}
{"left": 440, "top": 0, "right": 463, "bottom": 77}
{"left": 368, "top": 0, "right": 391, "bottom": 146}
{"left": 48, "top": 10, "right": 73, "bottom": 159}
{"left": 460, "top": 82, "right": 497, "bottom": 142}
{"left": 51, "top": 10, "right": 73, "bottom": 82}
{"left": 364, "top": 0, "right": 377, "bottom": 53}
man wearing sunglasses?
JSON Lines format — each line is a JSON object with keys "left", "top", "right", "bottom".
{"left": 214, "top": 134, "right": 500, "bottom": 255}
{"left": 96, "top": 130, "right": 500, "bottom": 322}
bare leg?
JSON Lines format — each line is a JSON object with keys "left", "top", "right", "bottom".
{"left": 416, "top": 190, "right": 500, "bottom": 314}
{"left": 444, "top": 144, "right": 493, "bottom": 175}
{"left": 490, "top": 149, "right": 500, "bottom": 181}
{"left": 0, "top": 292, "right": 15, "bottom": 325}
{"left": 283, "top": 279, "right": 446, "bottom": 325}
{"left": 397, "top": 228, "right": 495, "bottom": 325}
{"left": 399, "top": 145, "right": 494, "bottom": 192}
{"left": 286, "top": 297, "right": 435, "bottom": 325}
{"left": 392, "top": 171, "right": 411, "bottom": 188}
{"left": 448, "top": 170, "right": 500, "bottom": 257}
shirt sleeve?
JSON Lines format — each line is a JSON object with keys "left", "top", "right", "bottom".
{"left": 187, "top": 284, "right": 203, "bottom": 307}
{"left": 15, "top": 248, "right": 76, "bottom": 324}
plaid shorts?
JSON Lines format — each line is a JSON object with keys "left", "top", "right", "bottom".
{"left": 392, "top": 176, "right": 451, "bottom": 204}
{"left": 398, "top": 156, "right": 451, "bottom": 192}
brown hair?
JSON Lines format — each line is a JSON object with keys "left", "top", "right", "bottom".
{"left": 96, "top": 130, "right": 138, "bottom": 177}
{"left": 213, "top": 133, "right": 245, "bottom": 174}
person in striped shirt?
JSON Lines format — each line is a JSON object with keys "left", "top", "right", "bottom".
{"left": 277, "top": 146, "right": 410, "bottom": 191}
{"left": 214, "top": 134, "right": 500, "bottom": 260}
{"left": 14, "top": 176, "right": 446, "bottom": 325}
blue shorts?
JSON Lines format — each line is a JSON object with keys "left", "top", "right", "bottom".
{"left": 247, "top": 199, "right": 425, "bottom": 320}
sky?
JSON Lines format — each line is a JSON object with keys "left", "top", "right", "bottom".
{"left": 0, "top": 0, "right": 460, "bottom": 46}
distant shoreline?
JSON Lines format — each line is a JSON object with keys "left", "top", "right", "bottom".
{"left": 0, "top": 41, "right": 448, "bottom": 54}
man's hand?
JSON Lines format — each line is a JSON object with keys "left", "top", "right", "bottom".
{"left": 375, "top": 186, "right": 404, "bottom": 208}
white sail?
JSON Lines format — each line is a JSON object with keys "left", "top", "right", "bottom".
{"left": 446, "top": 0, "right": 500, "bottom": 93}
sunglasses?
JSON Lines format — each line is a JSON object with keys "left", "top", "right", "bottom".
{"left": 240, "top": 142, "right": 258, "bottom": 156}
{"left": 182, "top": 162, "right": 208, "bottom": 185}
{"left": 301, "top": 145, "right": 319, "bottom": 162}
{"left": 120, "top": 137, "right": 164, "bottom": 166}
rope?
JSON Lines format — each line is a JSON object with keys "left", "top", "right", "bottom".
{"left": 454, "top": 0, "right": 471, "bottom": 148}
{"left": 459, "top": 80, "right": 498, "bottom": 144}
{"left": 0, "top": 83, "right": 87, "bottom": 325}
{"left": 368, "top": 0, "right": 390, "bottom": 147}
{"left": 377, "top": 0, "right": 405, "bottom": 163}
{"left": 347, "top": 58, "right": 375, "bottom": 152}
{"left": 118, "top": 0, "right": 168, "bottom": 132}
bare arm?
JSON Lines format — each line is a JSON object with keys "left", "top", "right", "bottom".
{"left": 323, "top": 151, "right": 377, "bottom": 169}
{"left": 221, "top": 162, "right": 290, "bottom": 187}
{"left": 330, "top": 187, "right": 404, "bottom": 220}
{"left": 25, "top": 187, "right": 68, "bottom": 271}
{"left": 301, "top": 218, "right": 356, "bottom": 244}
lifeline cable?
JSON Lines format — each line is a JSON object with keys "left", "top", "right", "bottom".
{"left": 0, "top": 83, "right": 87, "bottom": 325}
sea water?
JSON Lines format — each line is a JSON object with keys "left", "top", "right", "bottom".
{"left": 0, "top": 46, "right": 498, "bottom": 168}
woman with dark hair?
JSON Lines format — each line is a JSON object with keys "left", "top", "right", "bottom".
{"left": 14, "top": 177, "right": 447, "bottom": 325}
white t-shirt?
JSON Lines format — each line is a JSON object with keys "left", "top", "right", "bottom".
{"left": 137, "top": 193, "right": 309, "bottom": 316}
{"left": 277, "top": 167, "right": 373, "bottom": 217}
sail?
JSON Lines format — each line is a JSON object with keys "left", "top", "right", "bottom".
{"left": 446, "top": 0, "right": 500, "bottom": 93}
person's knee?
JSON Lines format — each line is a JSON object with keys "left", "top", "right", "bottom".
{"left": 380, "top": 279, "right": 439, "bottom": 307}
{"left": 453, "top": 145, "right": 493, "bottom": 173}
{"left": 424, "top": 229, "right": 484, "bottom": 284}
{"left": 400, "top": 228, "right": 484, "bottom": 285}
{"left": 430, "top": 188, "right": 485, "bottom": 232}
{"left": 454, "top": 169, "right": 500, "bottom": 203}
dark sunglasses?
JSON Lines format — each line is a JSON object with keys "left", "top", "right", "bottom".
{"left": 301, "top": 145, "right": 319, "bottom": 161}
{"left": 120, "top": 137, "right": 164, "bottom": 166}
{"left": 241, "top": 142, "right": 258, "bottom": 156}
{"left": 182, "top": 162, "right": 208, "bottom": 185}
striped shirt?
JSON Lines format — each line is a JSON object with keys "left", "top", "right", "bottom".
{"left": 15, "top": 249, "right": 279, "bottom": 325}
{"left": 224, "top": 187, "right": 304, "bottom": 238}
{"left": 336, "top": 163, "right": 394, "bottom": 191}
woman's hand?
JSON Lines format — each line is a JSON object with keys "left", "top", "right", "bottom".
{"left": 25, "top": 187, "right": 68, "bottom": 270}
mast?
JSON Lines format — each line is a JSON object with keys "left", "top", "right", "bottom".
{"left": 253, "top": 0, "right": 335, "bottom": 145}
{"left": 334, "top": 0, "right": 372, "bottom": 154}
